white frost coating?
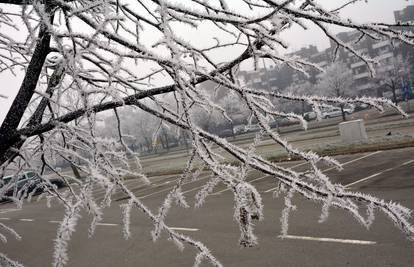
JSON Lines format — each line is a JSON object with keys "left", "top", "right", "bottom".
{"left": 0, "top": 0, "right": 414, "bottom": 266}
{"left": 0, "top": 253, "right": 24, "bottom": 267}
{"left": 120, "top": 199, "right": 133, "bottom": 240}
{"left": 53, "top": 202, "right": 81, "bottom": 267}
{"left": 280, "top": 188, "right": 296, "bottom": 236}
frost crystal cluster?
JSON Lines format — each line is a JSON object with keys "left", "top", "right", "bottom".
{"left": 0, "top": 0, "right": 413, "bottom": 266}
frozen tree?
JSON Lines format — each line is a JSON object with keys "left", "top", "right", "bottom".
{"left": 0, "top": 0, "right": 414, "bottom": 266}
{"left": 316, "top": 62, "right": 354, "bottom": 121}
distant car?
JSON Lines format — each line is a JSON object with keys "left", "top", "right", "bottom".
{"left": 1, "top": 172, "right": 65, "bottom": 199}
{"left": 354, "top": 103, "right": 369, "bottom": 112}
{"left": 1, "top": 172, "right": 41, "bottom": 198}
{"left": 321, "top": 107, "right": 353, "bottom": 119}
{"left": 233, "top": 125, "right": 246, "bottom": 135}
{"left": 219, "top": 129, "right": 234, "bottom": 138}
{"left": 304, "top": 111, "right": 317, "bottom": 121}
{"left": 244, "top": 124, "right": 261, "bottom": 132}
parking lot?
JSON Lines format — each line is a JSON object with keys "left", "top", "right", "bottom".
{"left": 0, "top": 147, "right": 413, "bottom": 266}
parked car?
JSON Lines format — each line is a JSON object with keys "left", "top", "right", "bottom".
{"left": 321, "top": 107, "right": 353, "bottom": 119}
{"left": 244, "top": 124, "right": 261, "bottom": 133}
{"left": 304, "top": 111, "right": 317, "bottom": 121}
{"left": 233, "top": 125, "right": 246, "bottom": 135}
{"left": 1, "top": 172, "right": 65, "bottom": 199}
{"left": 219, "top": 129, "right": 234, "bottom": 138}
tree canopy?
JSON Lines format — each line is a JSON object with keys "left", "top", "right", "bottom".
{"left": 0, "top": 1, "right": 413, "bottom": 266}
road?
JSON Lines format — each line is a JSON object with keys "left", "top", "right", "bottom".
{"left": 1, "top": 147, "right": 414, "bottom": 266}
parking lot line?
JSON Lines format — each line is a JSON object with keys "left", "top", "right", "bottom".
{"left": 0, "top": 208, "right": 20, "bottom": 214}
{"left": 211, "top": 161, "right": 310, "bottom": 195}
{"left": 96, "top": 223, "right": 118, "bottom": 226}
{"left": 322, "top": 150, "right": 382, "bottom": 172}
{"left": 49, "top": 220, "right": 118, "bottom": 227}
{"left": 401, "top": 159, "right": 414, "bottom": 166}
{"left": 169, "top": 227, "right": 199, "bottom": 232}
{"left": 278, "top": 235, "right": 376, "bottom": 245}
{"left": 264, "top": 151, "right": 383, "bottom": 193}
{"left": 19, "top": 219, "right": 34, "bottom": 222}
{"left": 211, "top": 175, "right": 271, "bottom": 195}
{"left": 113, "top": 151, "right": 388, "bottom": 200}
{"left": 124, "top": 175, "right": 212, "bottom": 200}
{"left": 345, "top": 158, "right": 414, "bottom": 188}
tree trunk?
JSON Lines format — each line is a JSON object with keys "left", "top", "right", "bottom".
{"left": 0, "top": 3, "right": 53, "bottom": 167}
{"left": 340, "top": 105, "right": 346, "bottom": 122}
{"left": 391, "top": 80, "right": 398, "bottom": 105}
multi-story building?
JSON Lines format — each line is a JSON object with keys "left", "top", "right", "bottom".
{"left": 239, "top": 5, "right": 414, "bottom": 98}
{"left": 394, "top": 5, "right": 414, "bottom": 23}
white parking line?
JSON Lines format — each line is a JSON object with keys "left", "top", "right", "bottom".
{"left": 0, "top": 218, "right": 10, "bottom": 220}
{"left": 127, "top": 151, "right": 387, "bottom": 199}
{"left": 264, "top": 186, "right": 279, "bottom": 193}
{"left": 97, "top": 223, "right": 118, "bottom": 226}
{"left": 0, "top": 209, "right": 20, "bottom": 214}
{"left": 19, "top": 219, "right": 34, "bottom": 222}
{"left": 92, "top": 175, "right": 178, "bottom": 196}
{"left": 323, "top": 151, "right": 382, "bottom": 172}
{"left": 401, "top": 159, "right": 414, "bottom": 166}
{"left": 136, "top": 175, "right": 212, "bottom": 200}
{"left": 278, "top": 235, "right": 376, "bottom": 245}
{"left": 212, "top": 161, "right": 310, "bottom": 195}
{"left": 265, "top": 151, "right": 383, "bottom": 193}
{"left": 49, "top": 220, "right": 118, "bottom": 226}
{"left": 211, "top": 175, "right": 271, "bottom": 195}
{"left": 170, "top": 227, "right": 199, "bottom": 232}
{"left": 345, "top": 158, "right": 414, "bottom": 188}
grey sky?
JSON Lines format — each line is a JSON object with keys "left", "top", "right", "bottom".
{"left": 281, "top": 0, "right": 413, "bottom": 52}
{"left": 0, "top": 0, "right": 412, "bottom": 123}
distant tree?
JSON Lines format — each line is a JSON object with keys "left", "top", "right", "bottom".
{"left": 0, "top": 1, "right": 413, "bottom": 266}
{"left": 375, "top": 56, "right": 411, "bottom": 104}
{"left": 285, "top": 82, "right": 315, "bottom": 115}
{"left": 317, "top": 63, "right": 354, "bottom": 121}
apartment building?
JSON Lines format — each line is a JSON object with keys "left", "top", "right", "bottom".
{"left": 239, "top": 5, "right": 414, "bottom": 98}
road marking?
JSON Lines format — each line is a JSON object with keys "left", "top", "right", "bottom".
{"left": 401, "top": 159, "right": 414, "bottom": 166}
{"left": 211, "top": 161, "right": 309, "bottom": 195}
{"left": 96, "top": 223, "right": 118, "bottom": 226}
{"left": 265, "top": 151, "right": 383, "bottom": 193}
{"left": 49, "top": 220, "right": 118, "bottom": 226}
{"left": 322, "top": 150, "right": 382, "bottom": 173}
{"left": 138, "top": 186, "right": 178, "bottom": 200}
{"left": 92, "top": 175, "right": 177, "bottom": 196}
{"left": 264, "top": 186, "right": 279, "bottom": 193}
{"left": 344, "top": 169, "right": 389, "bottom": 188}
{"left": 0, "top": 218, "right": 10, "bottom": 220}
{"left": 0, "top": 209, "right": 20, "bottom": 214}
{"left": 345, "top": 158, "right": 414, "bottom": 188}
{"left": 170, "top": 227, "right": 199, "bottom": 232}
{"left": 134, "top": 175, "right": 212, "bottom": 200}
{"left": 211, "top": 175, "right": 271, "bottom": 195}
{"left": 19, "top": 219, "right": 34, "bottom": 222}
{"left": 278, "top": 235, "right": 376, "bottom": 245}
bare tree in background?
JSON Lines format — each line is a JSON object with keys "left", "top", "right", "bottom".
{"left": 285, "top": 81, "right": 315, "bottom": 115}
{"left": 317, "top": 62, "right": 354, "bottom": 121}
{"left": 375, "top": 56, "right": 411, "bottom": 104}
{"left": 0, "top": 1, "right": 413, "bottom": 266}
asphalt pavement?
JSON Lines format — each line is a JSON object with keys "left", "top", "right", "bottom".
{"left": 1, "top": 147, "right": 414, "bottom": 266}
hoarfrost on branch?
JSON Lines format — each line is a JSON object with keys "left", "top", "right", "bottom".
{"left": 0, "top": 0, "right": 413, "bottom": 266}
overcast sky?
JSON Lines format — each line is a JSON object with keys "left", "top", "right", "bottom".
{"left": 0, "top": 0, "right": 413, "bottom": 124}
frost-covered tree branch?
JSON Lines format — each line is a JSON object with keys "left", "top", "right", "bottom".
{"left": 0, "top": 0, "right": 414, "bottom": 266}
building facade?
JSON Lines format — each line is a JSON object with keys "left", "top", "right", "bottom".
{"left": 239, "top": 5, "right": 414, "bottom": 98}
